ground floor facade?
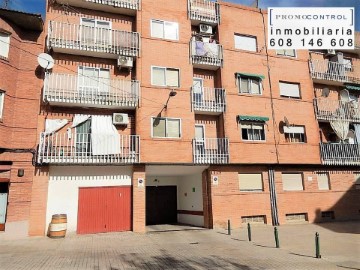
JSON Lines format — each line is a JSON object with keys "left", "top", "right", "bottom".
{"left": 1, "top": 161, "right": 360, "bottom": 237}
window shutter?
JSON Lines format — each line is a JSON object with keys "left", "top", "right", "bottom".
{"left": 285, "top": 49, "right": 296, "bottom": 57}
{"left": 251, "top": 79, "right": 260, "bottom": 94}
{"left": 153, "top": 118, "right": 166, "bottom": 137}
{"left": 234, "top": 35, "right": 257, "bottom": 52}
{"left": 0, "top": 33, "right": 10, "bottom": 58}
{"left": 166, "top": 68, "right": 179, "bottom": 87}
{"left": 240, "top": 123, "right": 252, "bottom": 129}
{"left": 283, "top": 126, "right": 305, "bottom": 134}
{"left": 0, "top": 92, "right": 4, "bottom": 118}
{"left": 354, "top": 173, "right": 360, "bottom": 187}
{"left": 279, "top": 82, "right": 300, "bottom": 98}
{"left": 167, "top": 119, "right": 180, "bottom": 138}
{"left": 238, "top": 173, "right": 263, "bottom": 191}
{"left": 317, "top": 173, "right": 330, "bottom": 190}
{"left": 98, "top": 69, "right": 110, "bottom": 93}
{"left": 282, "top": 173, "right": 303, "bottom": 191}
{"left": 252, "top": 124, "right": 263, "bottom": 130}
{"left": 164, "top": 22, "right": 178, "bottom": 40}
{"left": 240, "top": 77, "right": 249, "bottom": 93}
{"left": 152, "top": 67, "right": 166, "bottom": 86}
{"left": 151, "top": 20, "right": 164, "bottom": 38}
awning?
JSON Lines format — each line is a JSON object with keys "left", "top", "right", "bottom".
{"left": 235, "top": 72, "right": 265, "bottom": 80}
{"left": 345, "top": 84, "right": 360, "bottom": 91}
{"left": 237, "top": 115, "right": 269, "bottom": 122}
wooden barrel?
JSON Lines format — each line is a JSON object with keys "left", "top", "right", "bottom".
{"left": 49, "top": 214, "right": 67, "bottom": 238}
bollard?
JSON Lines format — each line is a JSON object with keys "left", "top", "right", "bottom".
{"left": 227, "top": 220, "right": 231, "bottom": 235}
{"left": 315, "top": 232, "right": 321, "bottom": 258}
{"left": 247, "top": 223, "right": 252, "bottom": 241}
{"left": 274, "top": 227, "right": 280, "bottom": 248}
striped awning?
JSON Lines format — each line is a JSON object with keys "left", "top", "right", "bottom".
{"left": 237, "top": 115, "right": 269, "bottom": 122}
{"left": 345, "top": 84, "right": 360, "bottom": 91}
{"left": 235, "top": 72, "right": 265, "bottom": 80}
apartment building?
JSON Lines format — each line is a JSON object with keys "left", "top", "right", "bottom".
{"left": 27, "top": 0, "right": 360, "bottom": 236}
{"left": 0, "top": 9, "right": 44, "bottom": 237}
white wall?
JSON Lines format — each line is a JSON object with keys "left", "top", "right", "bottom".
{"left": 146, "top": 174, "right": 204, "bottom": 227}
{"left": 46, "top": 166, "right": 132, "bottom": 233}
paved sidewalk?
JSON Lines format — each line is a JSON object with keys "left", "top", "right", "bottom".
{"left": 0, "top": 222, "right": 359, "bottom": 270}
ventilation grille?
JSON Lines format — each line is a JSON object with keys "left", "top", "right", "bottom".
{"left": 241, "top": 215, "right": 266, "bottom": 224}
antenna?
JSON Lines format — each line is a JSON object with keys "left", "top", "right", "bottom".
{"left": 321, "top": 87, "right": 330, "bottom": 98}
{"left": 284, "top": 116, "right": 290, "bottom": 128}
{"left": 37, "top": 53, "right": 55, "bottom": 70}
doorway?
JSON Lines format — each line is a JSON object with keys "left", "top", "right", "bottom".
{"left": 0, "top": 182, "right": 9, "bottom": 231}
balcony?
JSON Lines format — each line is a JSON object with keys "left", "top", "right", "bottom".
{"left": 309, "top": 59, "right": 360, "bottom": 85}
{"left": 190, "top": 40, "right": 223, "bottom": 70}
{"left": 55, "top": 0, "right": 139, "bottom": 15}
{"left": 47, "top": 21, "right": 140, "bottom": 59}
{"left": 314, "top": 98, "right": 360, "bottom": 123}
{"left": 320, "top": 143, "right": 360, "bottom": 166}
{"left": 43, "top": 73, "right": 140, "bottom": 109}
{"left": 191, "top": 87, "right": 226, "bottom": 114}
{"left": 188, "top": 0, "right": 219, "bottom": 25}
{"left": 193, "top": 138, "right": 229, "bottom": 164}
{"left": 38, "top": 132, "right": 140, "bottom": 164}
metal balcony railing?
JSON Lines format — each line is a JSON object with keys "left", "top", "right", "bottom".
{"left": 47, "top": 21, "right": 140, "bottom": 57}
{"left": 320, "top": 143, "right": 360, "bottom": 165}
{"left": 193, "top": 138, "right": 229, "bottom": 164}
{"left": 84, "top": 0, "right": 139, "bottom": 10}
{"left": 191, "top": 87, "right": 226, "bottom": 113}
{"left": 38, "top": 132, "right": 140, "bottom": 164}
{"left": 309, "top": 59, "right": 360, "bottom": 84}
{"left": 190, "top": 40, "right": 223, "bottom": 67}
{"left": 56, "top": 0, "right": 139, "bottom": 11}
{"left": 188, "top": 0, "right": 219, "bottom": 24}
{"left": 44, "top": 73, "right": 139, "bottom": 108}
{"left": 314, "top": 98, "right": 360, "bottom": 122}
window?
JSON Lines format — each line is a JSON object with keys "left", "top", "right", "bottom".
{"left": 317, "top": 173, "right": 330, "bottom": 190}
{"left": 285, "top": 213, "right": 307, "bottom": 222}
{"left": 343, "top": 58, "right": 352, "bottom": 71}
{"left": 240, "top": 122, "right": 265, "bottom": 141}
{"left": 276, "top": 49, "right": 296, "bottom": 57}
{"left": 0, "top": 32, "right": 10, "bottom": 58}
{"left": 80, "top": 18, "right": 111, "bottom": 45}
{"left": 0, "top": 91, "right": 4, "bottom": 119}
{"left": 321, "top": 211, "right": 335, "bottom": 220}
{"left": 282, "top": 173, "right": 304, "bottom": 191}
{"left": 241, "top": 215, "right": 266, "bottom": 224}
{"left": 234, "top": 34, "right": 257, "bottom": 52}
{"left": 354, "top": 173, "right": 360, "bottom": 189}
{"left": 151, "top": 20, "right": 179, "bottom": 40}
{"left": 151, "top": 66, "right": 179, "bottom": 87}
{"left": 284, "top": 126, "right": 306, "bottom": 143}
{"left": 238, "top": 76, "right": 262, "bottom": 95}
{"left": 152, "top": 117, "right": 181, "bottom": 138}
{"left": 78, "top": 66, "right": 110, "bottom": 94}
{"left": 279, "top": 81, "right": 301, "bottom": 99}
{"left": 238, "top": 173, "right": 263, "bottom": 191}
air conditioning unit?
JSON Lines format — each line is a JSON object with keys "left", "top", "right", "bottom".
{"left": 199, "top": 23, "right": 212, "bottom": 34}
{"left": 113, "top": 113, "right": 129, "bottom": 125}
{"left": 117, "top": 56, "right": 133, "bottom": 69}
{"left": 326, "top": 49, "right": 336, "bottom": 56}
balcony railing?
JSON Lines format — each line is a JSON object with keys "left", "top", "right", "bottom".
{"left": 44, "top": 73, "right": 139, "bottom": 108}
{"left": 314, "top": 98, "right": 360, "bottom": 122}
{"left": 320, "top": 143, "right": 360, "bottom": 165}
{"left": 193, "top": 138, "right": 229, "bottom": 164}
{"left": 190, "top": 40, "right": 223, "bottom": 68}
{"left": 188, "top": 0, "right": 219, "bottom": 24}
{"left": 191, "top": 87, "right": 226, "bottom": 113}
{"left": 47, "top": 21, "right": 140, "bottom": 58}
{"left": 55, "top": 0, "right": 139, "bottom": 13}
{"left": 309, "top": 60, "right": 360, "bottom": 84}
{"left": 38, "top": 132, "right": 140, "bottom": 164}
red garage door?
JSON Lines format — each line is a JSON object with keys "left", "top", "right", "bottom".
{"left": 77, "top": 186, "right": 131, "bottom": 234}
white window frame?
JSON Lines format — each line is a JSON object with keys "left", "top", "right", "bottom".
{"left": 77, "top": 66, "right": 110, "bottom": 94}
{"left": 0, "top": 91, "right": 4, "bottom": 119}
{"left": 284, "top": 126, "right": 306, "bottom": 143}
{"left": 279, "top": 81, "right": 301, "bottom": 99}
{"left": 234, "top": 33, "right": 257, "bottom": 52}
{"left": 151, "top": 117, "right": 182, "bottom": 138}
{"left": 80, "top": 18, "right": 112, "bottom": 45}
{"left": 237, "top": 76, "right": 262, "bottom": 95}
{"left": 240, "top": 122, "right": 266, "bottom": 142}
{"left": 0, "top": 31, "right": 10, "bottom": 59}
{"left": 151, "top": 66, "right": 180, "bottom": 87}
{"left": 150, "top": 19, "right": 179, "bottom": 41}
{"left": 276, "top": 49, "right": 297, "bottom": 58}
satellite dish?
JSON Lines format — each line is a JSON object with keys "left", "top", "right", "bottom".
{"left": 321, "top": 87, "right": 330, "bottom": 98}
{"left": 284, "top": 116, "right": 290, "bottom": 128}
{"left": 37, "top": 53, "right": 54, "bottom": 69}
{"left": 340, "top": 89, "right": 350, "bottom": 102}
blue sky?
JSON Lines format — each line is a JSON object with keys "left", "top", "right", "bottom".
{"left": 2, "top": 0, "right": 359, "bottom": 30}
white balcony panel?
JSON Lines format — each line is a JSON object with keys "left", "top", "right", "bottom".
{"left": 320, "top": 143, "right": 360, "bottom": 166}
{"left": 188, "top": 0, "right": 219, "bottom": 25}
{"left": 48, "top": 21, "right": 140, "bottom": 58}
{"left": 191, "top": 87, "right": 226, "bottom": 114}
{"left": 38, "top": 132, "right": 140, "bottom": 164}
{"left": 44, "top": 73, "right": 139, "bottom": 109}
{"left": 193, "top": 138, "right": 229, "bottom": 164}
{"left": 314, "top": 98, "right": 360, "bottom": 122}
{"left": 190, "top": 40, "right": 223, "bottom": 70}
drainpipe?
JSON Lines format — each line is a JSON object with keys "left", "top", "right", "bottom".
{"left": 268, "top": 167, "right": 279, "bottom": 226}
